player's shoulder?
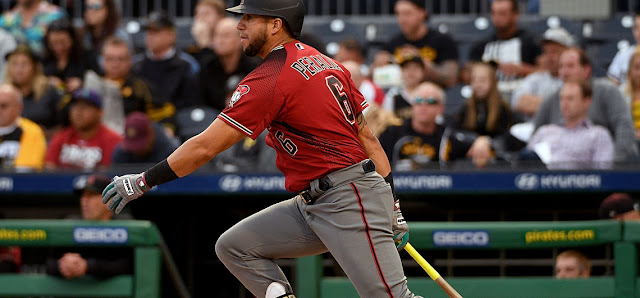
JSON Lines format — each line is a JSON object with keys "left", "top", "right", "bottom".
{"left": 283, "top": 42, "right": 345, "bottom": 81}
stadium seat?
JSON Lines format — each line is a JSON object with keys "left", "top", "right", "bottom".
{"left": 519, "top": 15, "right": 583, "bottom": 45}
{"left": 583, "top": 14, "right": 635, "bottom": 42}
{"left": 443, "top": 83, "right": 471, "bottom": 126}
{"left": 175, "top": 106, "right": 220, "bottom": 142}
{"left": 432, "top": 15, "right": 492, "bottom": 44}
{"left": 585, "top": 39, "right": 629, "bottom": 78}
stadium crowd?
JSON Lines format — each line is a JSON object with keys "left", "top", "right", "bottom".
{"left": 0, "top": 0, "right": 637, "bottom": 174}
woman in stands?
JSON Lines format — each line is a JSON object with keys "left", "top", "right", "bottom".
{"left": 620, "top": 50, "right": 640, "bottom": 146}
{"left": 43, "top": 18, "right": 94, "bottom": 94}
{"left": 4, "top": 43, "right": 62, "bottom": 139}
{"left": 81, "top": 0, "right": 132, "bottom": 74}
{"left": 454, "top": 61, "right": 512, "bottom": 139}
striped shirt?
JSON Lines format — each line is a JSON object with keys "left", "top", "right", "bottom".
{"left": 528, "top": 120, "right": 614, "bottom": 169}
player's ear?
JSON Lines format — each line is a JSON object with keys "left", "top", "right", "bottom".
{"left": 271, "top": 17, "right": 284, "bottom": 35}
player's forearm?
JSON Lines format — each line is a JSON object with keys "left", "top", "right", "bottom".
{"left": 166, "top": 134, "right": 218, "bottom": 177}
{"left": 360, "top": 133, "right": 391, "bottom": 176}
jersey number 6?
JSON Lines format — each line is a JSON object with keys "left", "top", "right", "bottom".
{"left": 275, "top": 130, "right": 298, "bottom": 156}
{"left": 326, "top": 75, "right": 355, "bottom": 125}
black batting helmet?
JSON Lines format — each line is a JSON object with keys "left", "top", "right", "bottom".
{"left": 226, "top": 0, "right": 306, "bottom": 38}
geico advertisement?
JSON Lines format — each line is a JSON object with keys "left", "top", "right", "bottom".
{"left": 73, "top": 227, "right": 129, "bottom": 244}
{"left": 432, "top": 230, "right": 490, "bottom": 247}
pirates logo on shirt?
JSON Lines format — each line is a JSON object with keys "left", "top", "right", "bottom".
{"left": 229, "top": 85, "right": 250, "bottom": 108}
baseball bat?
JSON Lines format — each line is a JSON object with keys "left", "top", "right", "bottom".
{"left": 405, "top": 243, "right": 463, "bottom": 298}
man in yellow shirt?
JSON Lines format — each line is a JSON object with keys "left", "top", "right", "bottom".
{"left": 0, "top": 84, "right": 46, "bottom": 171}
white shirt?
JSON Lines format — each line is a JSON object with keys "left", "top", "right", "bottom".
{"left": 608, "top": 44, "right": 638, "bottom": 84}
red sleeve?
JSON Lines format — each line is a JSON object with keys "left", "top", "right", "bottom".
{"left": 45, "top": 132, "right": 64, "bottom": 165}
{"left": 218, "top": 50, "right": 287, "bottom": 140}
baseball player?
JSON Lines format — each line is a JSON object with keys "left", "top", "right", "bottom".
{"left": 101, "top": 0, "right": 422, "bottom": 297}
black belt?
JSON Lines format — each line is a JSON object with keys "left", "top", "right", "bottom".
{"left": 299, "top": 159, "right": 376, "bottom": 204}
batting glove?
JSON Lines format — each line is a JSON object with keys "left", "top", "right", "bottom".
{"left": 102, "top": 173, "right": 149, "bottom": 214}
{"left": 393, "top": 200, "right": 409, "bottom": 251}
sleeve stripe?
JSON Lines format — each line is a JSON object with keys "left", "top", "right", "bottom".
{"left": 218, "top": 113, "right": 253, "bottom": 136}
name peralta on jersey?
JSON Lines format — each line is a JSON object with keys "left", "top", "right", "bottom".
{"left": 218, "top": 42, "right": 369, "bottom": 192}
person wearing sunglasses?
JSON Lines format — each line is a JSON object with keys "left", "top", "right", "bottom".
{"left": 379, "top": 81, "right": 488, "bottom": 170}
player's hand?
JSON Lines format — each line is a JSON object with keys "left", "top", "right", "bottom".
{"left": 392, "top": 200, "right": 409, "bottom": 251}
{"left": 102, "top": 173, "right": 149, "bottom": 214}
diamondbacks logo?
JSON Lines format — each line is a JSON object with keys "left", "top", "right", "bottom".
{"left": 229, "top": 85, "right": 250, "bottom": 108}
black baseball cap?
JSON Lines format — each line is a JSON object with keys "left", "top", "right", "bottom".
{"left": 398, "top": 54, "right": 424, "bottom": 67}
{"left": 73, "top": 174, "right": 111, "bottom": 195}
{"left": 143, "top": 10, "right": 175, "bottom": 30}
{"left": 599, "top": 193, "right": 639, "bottom": 219}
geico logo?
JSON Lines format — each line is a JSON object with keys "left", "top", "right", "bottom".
{"left": 73, "top": 228, "right": 128, "bottom": 243}
{"left": 433, "top": 231, "right": 489, "bottom": 246}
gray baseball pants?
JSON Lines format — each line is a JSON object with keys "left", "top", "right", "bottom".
{"left": 215, "top": 159, "right": 418, "bottom": 298}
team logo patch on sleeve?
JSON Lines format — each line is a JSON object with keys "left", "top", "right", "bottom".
{"left": 229, "top": 85, "right": 250, "bottom": 107}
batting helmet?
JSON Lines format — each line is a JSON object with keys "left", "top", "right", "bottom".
{"left": 226, "top": 0, "right": 306, "bottom": 38}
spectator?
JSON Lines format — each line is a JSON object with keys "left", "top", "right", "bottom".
{"left": 469, "top": 0, "right": 541, "bottom": 84}
{"left": 511, "top": 27, "right": 574, "bottom": 120}
{"left": 334, "top": 38, "right": 366, "bottom": 65}
{"left": 132, "top": 10, "right": 200, "bottom": 134}
{"left": 0, "top": 84, "right": 46, "bottom": 172}
{"left": 186, "top": 0, "right": 226, "bottom": 63}
{"left": 198, "top": 17, "right": 258, "bottom": 111}
{"left": 454, "top": 62, "right": 511, "bottom": 139}
{"left": 4, "top": 43, "right": 61, "bottom": 138}
{"left": 0, "top": 29, "right": 17, "bottom": 77}
{"left": 112, "top": 112, "right": 178, "bottom": 164}
{"left": 555, "top": 250, "right": 591, "bottom": 279}
{"left": 86, "top": 36, "right": 152, "bottom": 134}
{"left": 342, "top": 60, "right": 385, "bottom": 107}
{"left": 599, "top": 192, "right": 640, "bottom": 221}
{"left": 619, "top": 50, "right": 640, "bottom": 145}
{"left": 382, "top": 55, "right": 426, "bottom": 120}
{"left": 46, "top": 173, "right": 133, "bottom": 279}
{"left": 0, "top": 0, "right": 66, "bottom": 56}
{"left": 45, "top": 89, "right": 121, "bottom": 170}
{"left": 374, "top": 0, "right": 458, "bottom": 88}
{"left": 378, "top": 82, "right": 481, "bottom": 171}
{"left": 0, "top": 247, "right": 20, "bottom": 273}
{"left": 527, "top": 80, "right": 614, "bottom": 169}
{"left": 533, "top": 47, "right": 638, "bottom": 161}
{"left": 43, "top": 18, "right": 93, "bottom": 94}
{"left": 81, "top": 0, "right": 133, "bottom": 74}
{"left": 607, "top": 12, "right": 640, "bottom": 85}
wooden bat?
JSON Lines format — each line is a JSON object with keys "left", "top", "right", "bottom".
{"left": 404, "top": 243, "right": 463, "bottom": 298}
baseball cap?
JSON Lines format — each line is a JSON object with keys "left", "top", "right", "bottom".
{"left": 123, "top": 112, "right": 153, "bottom": 152}
{"left": 71, "top": 89, "right": 102, "bottom": 109}
{"left": 598, "top": 193, "right": 639, "bottom": 219}
{"left": 398, "top": 54, "right": 424, "bottom": 68}
{"left": 143, "top": 10, "right": 175, "bottom": 30}
{"left": 541, "top": 27, "right": 575, "bottom": 48}
{"left": 73, "top": 174, "right": 111, "bottom": 195}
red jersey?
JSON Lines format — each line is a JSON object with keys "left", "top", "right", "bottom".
{"left": 45, "top": 124, "right": 122, "bottom": 170}
{"left": 218, "top": 42, "right": 369, "bottom": 192}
